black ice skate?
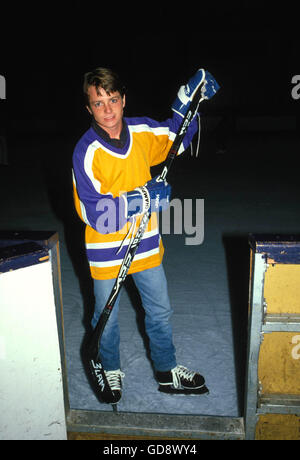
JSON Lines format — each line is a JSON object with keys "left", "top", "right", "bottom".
{"left": 156, "top": 365, "right": 209, "bottom": 395}
{"left": 104, "top": 369, "right": 125, "bottom": 409}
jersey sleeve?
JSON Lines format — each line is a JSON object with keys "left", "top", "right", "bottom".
{"left": 72, "top": 142, "right": 127, "bottom": 234}
{"left": 139, "top": 112, "right": 198, "bottom": 167}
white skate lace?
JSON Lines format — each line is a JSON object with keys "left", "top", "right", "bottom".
{"left": 104, "top": 369, "right": 125, "bottom": 391}
{"left": 171, "top": 365, "right": 196, "bottom": 389}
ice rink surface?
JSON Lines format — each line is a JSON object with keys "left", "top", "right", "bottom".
{"left": 1, "top": 128, "right": 300, "bottom": 417}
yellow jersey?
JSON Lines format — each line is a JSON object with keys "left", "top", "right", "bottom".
{"left": 72, "top": 114, "right": 197, "bottom": 279}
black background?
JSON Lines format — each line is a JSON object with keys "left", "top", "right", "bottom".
{"left": 1, "top": 0, "right": 299, "bottom": 136}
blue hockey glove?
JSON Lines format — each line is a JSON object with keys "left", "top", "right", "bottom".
{"left": 172, "top": 69, "right": 220, "bottom": 118}
{"left": 125, "top": 176, "right": 171, "bottom": 218}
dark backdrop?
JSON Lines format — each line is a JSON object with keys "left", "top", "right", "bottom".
{"left": 1, "top": 1, "right": 299, "bottom": 137}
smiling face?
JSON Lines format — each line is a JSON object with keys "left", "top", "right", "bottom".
{"left": 86, "top": 86, "right": 126, "bottom": 139}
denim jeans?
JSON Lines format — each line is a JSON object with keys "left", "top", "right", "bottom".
{"left": 92, "top": 264, "right": 177, "bottom": 372}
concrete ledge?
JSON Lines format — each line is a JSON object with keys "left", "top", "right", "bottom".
{"left": 67, "top": 409, "right": 245, "bottom": 440}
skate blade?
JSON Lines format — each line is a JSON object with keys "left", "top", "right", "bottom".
{"left": 100, "top": 390, "right": 122, "bottom": 406}
{"left": 112, "top": 404, "right": 118, "bottom": 413}
{"left": 159, "top": 384, "right": 209, "bottom": 395}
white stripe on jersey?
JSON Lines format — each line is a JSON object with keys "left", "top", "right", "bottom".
{"left": 89, "top": 247, "right": 160, "bottom": 268}
{"left": 86, "top": 228, "right": 159, "bottom": 250}
{"left": 72, "top": 169, "right": 91, "bottom": 226}
{"left": 129, "top": 123, "right": 176, "bottom": 141}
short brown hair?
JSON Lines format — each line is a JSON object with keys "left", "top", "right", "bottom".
{"left": 83, "top": 67, "right": 125, "bottom": 106}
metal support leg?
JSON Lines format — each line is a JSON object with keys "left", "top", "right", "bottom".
{"left": 244, "top": 252, "right": 267, "bottom": 439}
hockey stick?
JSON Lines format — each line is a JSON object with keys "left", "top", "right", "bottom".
{"left": 85, "top": 82, "right": 206, "bottom": 408}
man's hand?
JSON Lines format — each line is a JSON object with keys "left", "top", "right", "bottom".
{"left": 124, "top": 176, "right": 171, "bottom": 218}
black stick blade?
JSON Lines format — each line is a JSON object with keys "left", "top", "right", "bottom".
{"left": 86, "top": 354, "right": 121, "bottom": 404}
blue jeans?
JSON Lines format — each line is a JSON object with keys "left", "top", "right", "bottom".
{"left": 92, "top": 264, "right": 177, "bottom": 372}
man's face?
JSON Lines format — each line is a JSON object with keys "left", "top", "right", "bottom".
{"left": 86, "top": 86, "right": 125, "bottom": 138}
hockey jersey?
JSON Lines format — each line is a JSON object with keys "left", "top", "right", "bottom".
{"left": 72, "top": 114, "right": 198, "bottom": 280}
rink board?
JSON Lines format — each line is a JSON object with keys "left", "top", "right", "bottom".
{"left": 0, "top": 231, "right": 68, "bottom": 440}
{"left": 246, "top": 235, "right": 300, "bottom": 440}
{"left": 255, "top": 414, "right": 300, "bottom": 440}
{"left": 258, "top": 332, "right": 300, "bottom": 394}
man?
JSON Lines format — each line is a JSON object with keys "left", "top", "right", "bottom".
{"left": 72, "top": 67, "right": 219, "bottom": 404}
